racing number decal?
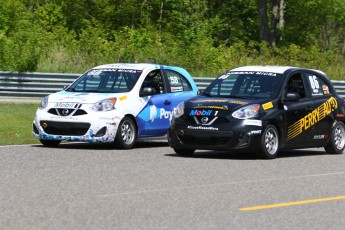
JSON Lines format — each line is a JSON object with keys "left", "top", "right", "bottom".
{"left": 309, "top": 75, "right": 319, "bottom": 93}
{"left": 169, "top": 76, "right": 179, "bottom": 84}
{"left": 287, "top": 97, "right": 338, "bottom": 140}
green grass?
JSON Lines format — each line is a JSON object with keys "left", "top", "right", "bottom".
{"left": 0, "top": 103, "right": 40, "bottom": 145}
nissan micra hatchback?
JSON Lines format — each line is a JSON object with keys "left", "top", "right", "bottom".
{"left": 168, "top": 66, "right": 345, "bottom": 159}
{"left": 33, "top": 63, "right": 198, "bottom": 148}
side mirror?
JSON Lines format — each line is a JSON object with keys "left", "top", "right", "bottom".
{"left": 284, "top": 92, "right": 300, "bottom": 101}
{"left": 140, "top": 87, "right": 157, "bottom": 97}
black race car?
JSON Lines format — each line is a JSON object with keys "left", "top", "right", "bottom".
{"left": 168, "top": 66, "right": 345, "bottom": 159}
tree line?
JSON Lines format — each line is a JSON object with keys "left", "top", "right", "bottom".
{"left": 1, "top": 0, "right": 345, "bottom": 79}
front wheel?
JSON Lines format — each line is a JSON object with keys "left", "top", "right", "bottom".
{"left": 114, "top": 117, "right": 137, "bottom": 149}
{"left": 325, "top": 121, "right": 345, "bottom": 154}
{"left": 257, "top": 124, "right": 279, "bottom": 159}
{"left": 39, "top": 139, "right": 61, "bottom": 147}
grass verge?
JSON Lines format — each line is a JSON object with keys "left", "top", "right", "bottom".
{"left": 0, "top": 103, "right": 40, "bottom": 145}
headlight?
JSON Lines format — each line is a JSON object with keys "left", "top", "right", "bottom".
{"left": 173, "top": 101, "right": 185, "bottom": 118}
{"left": 39, "top": 96, "right": 49, "bottom": 109}
{"left": 90, "top": 98, "right": 117, "bottom": 112}
{"left": 232, "top": 104, "right": 260, "bottom": 119}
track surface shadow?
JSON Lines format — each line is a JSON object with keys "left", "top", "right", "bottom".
{"left": 165, "top": 148, "right": 328, "bottom": 160}
{"left": 31, "top": 139, "right": 169, "bottom": 150}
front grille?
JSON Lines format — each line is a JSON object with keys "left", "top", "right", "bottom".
{"left": 48, "top": 108, "right": 88, "bottom": 116}
{"left": 40, "top": 121, "right": 90, "bottom": 136}
{"left": 179, "top": 135, "right": 230, "bottom": 146}
{"left": 185, "top": 116, "right": 228, "bottom": 125}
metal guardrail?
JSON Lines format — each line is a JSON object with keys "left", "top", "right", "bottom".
{"left": 0, "top": 71, "right": 345, "bottom": 98}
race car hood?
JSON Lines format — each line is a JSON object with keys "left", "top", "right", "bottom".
{"left": 184, "top": 96, "right": 269, "bottom": 115}
{"left": 46, "top": 91, "right": 124, "bottom": 104}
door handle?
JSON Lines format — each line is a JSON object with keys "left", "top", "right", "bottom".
{"left": 164, "top": 100, "right": 171, "bottom": 105}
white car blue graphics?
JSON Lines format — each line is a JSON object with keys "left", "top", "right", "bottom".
{"left": 32, "top": 63, "right": 198, "bottom": 149}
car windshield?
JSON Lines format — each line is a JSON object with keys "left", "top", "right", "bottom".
{"left": 66, "top": 69, "right": 142, "bottom": 93}
{"left": 202, "top": 71, "right": 283, "bottom": 99}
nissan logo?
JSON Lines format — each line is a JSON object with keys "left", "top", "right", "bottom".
{"left": 62, "top": 109, "right": 70, "bottom": 116}
{"left": 201, "top": 117, "right": 209, "bottom": 123}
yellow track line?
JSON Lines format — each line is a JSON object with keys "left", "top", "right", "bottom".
{"left": 240, "top": 196, "right": 345, "bottom": 211}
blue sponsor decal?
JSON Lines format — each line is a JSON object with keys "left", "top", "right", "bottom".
{"left": 189, "top": 109, "right": 213, "bottom": 116}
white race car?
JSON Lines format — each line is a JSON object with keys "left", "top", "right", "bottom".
{"left": 32, "top": 63, "right": 198, "bottom": 148}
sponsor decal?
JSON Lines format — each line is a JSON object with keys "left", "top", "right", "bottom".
{"left": 49, "top": 116, "right": 77, "bottom": 120}
{"left": 159, "top": 108, "right": 173, "bottom": 121}
{"left": 313, "top": 134, "right": 328, "bottom": 140}
{"left": 287, "top": 97, "right": 338, "bottom": 141}
{"left": 248, "top": 130, "right": 262, "bottom": 135}
{"left": 322, "top": 85, "right": 330, "bottom": 94}
{"left": 149, "top": 105, "right": 157, "bottom": 121}
{"left": 119, "top": 95, "right": 127, "bottom": 101}
{"left": 189, "top": 109, "right": 214, "bottom": 116}
{"left": 54, "top": 102, "right": 76, "bottom": 108}
{"left": 193, "top": 105, "right": 228, "bottom": 110}
{"left": 171, "top": 86, "right": 183, "bottom": 92}
{"left": 229, "top": 71, "right": 277, "bottom": 76}
{"left": 243, "top": 120, "right": 262, "bottom": 127}
{"left": 190, "top": 99, "right": 229, "bottom": 103}
{"left": 262, "top": 102, "right": 273, "bottom": 110}
{"left": 187, "top": 126, "right": 219, "bottom": 131}
{"left": 229, "top": 100, "right": 248, "bottom": 105}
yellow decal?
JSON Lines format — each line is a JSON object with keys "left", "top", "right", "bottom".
{"left": 287, "top": 97, "right": 338, "bottom": 141}
{"left": 262, "top": 102, "right": 273, "bottom": 110}
{"left": 190, "top": 99, "right": 229, "bottom": 103}
{"left": 193, "top": 105, "right": 228, "bottom": 110}
{"left": 119, "top": 95, "right": 127, "bottom": 101}
{"left": 229, "top": 100, "right": 248, "bottom": 105}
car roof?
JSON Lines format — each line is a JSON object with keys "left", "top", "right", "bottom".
{"left": 230, "top": 65, "right": 326, "bottom": 75}
{"left": 92, "top": 63, "right": 161, "bottom": 70}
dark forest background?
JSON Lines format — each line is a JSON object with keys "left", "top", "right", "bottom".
{"left": 1, "top": 0, "right": 345, "bottom": 79}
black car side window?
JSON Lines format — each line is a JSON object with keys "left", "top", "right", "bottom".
{"left": 306, "top": 73, "right": 330, "bottom": 97}
{"left": 285, "top": 74, "right": 306, "bottom": 99}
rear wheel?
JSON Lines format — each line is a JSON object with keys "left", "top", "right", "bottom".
{"left": 258, "top": 124, "right": 279, "bottom": 159}
{"left": 325, "top": 121, "right": 345, "bottom": 154}
{"left": 174, "top": 148, "right": 195, "bottom": 156}
{"left": 114, "top": 117, "right": 137, "bottom": 149}
{"left": 39, "top": 139, "right": 61, "bottom": 147}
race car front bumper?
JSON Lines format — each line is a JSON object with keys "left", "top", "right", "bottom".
{"left": 32, "top": 108, "right": 122, "bottom": 143}
{"left": 168, "top": 120, "right": 263, "bottom": 152}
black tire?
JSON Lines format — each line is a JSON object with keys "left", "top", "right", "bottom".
{"left": 258, "top": 124, "right": 279, "bottom": 159}
{"left": 114, "top": 117, "right": 137, "bottom": 149}
{"left": 325, "top": 121, "right": 345, "bottom": 154}
{"left": 174, "top": 148, "right": 195, "bottom": 156}
{"left": 39, "top": 139, "right": 61, "bottom": 147}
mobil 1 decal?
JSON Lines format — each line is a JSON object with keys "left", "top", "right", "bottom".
{"left": 189, "top": 109, "right": 218, "bottom": 116}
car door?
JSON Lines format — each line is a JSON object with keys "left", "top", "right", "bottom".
{"left": 136, "top": 69, "right": 174, "bottom": 137}
{"left": 283, "top": 72, "right": 316, "bottom": 148}
{"left": 303, "top": 72, "right": 338, "bottom": 145}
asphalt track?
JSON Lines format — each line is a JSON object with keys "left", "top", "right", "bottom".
{"left": 1, "top": 141, "right": 345, "bottom": 229}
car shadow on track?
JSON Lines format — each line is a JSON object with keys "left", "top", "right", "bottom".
{"left": 31, "top": 140, "right": 169, "bottom": 150}
{"left": 165, "top": 149, "right": 328, "bottom": 160}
